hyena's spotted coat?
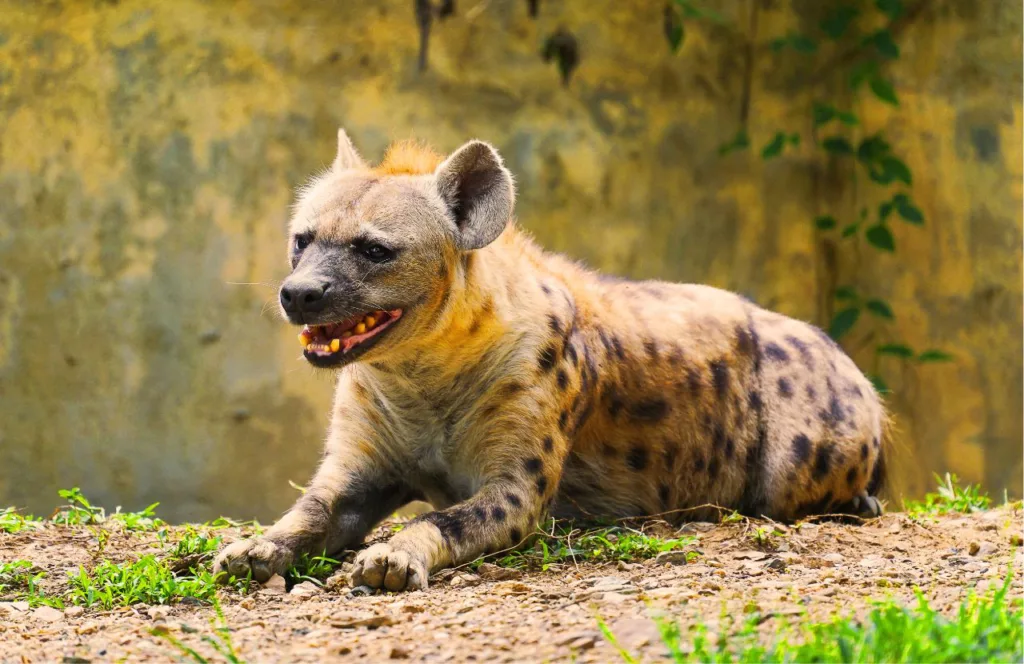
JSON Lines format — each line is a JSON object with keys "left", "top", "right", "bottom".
{"left": 214, "top": 131, "right": 887, "bottom": 591}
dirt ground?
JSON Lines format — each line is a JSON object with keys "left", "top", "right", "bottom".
{"left": 1, "top": 506, "right": 1021, "bottom": 663}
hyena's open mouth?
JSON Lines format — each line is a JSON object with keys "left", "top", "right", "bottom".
{"left": 298, "top": 309, "right": 403, "bottom": 367}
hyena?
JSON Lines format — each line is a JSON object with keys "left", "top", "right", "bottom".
{"left": 214, "top": 130, "right": 887, "bottom": 591}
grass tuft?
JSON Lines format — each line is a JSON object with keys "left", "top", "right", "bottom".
{"left": 603, "top": 570, "right": 1023, "bottom": 663}
{"left": 286, "top": 552, "right": 343, "bottom": 587}
{"left": 904, "top": 473, "right": 991, "bottom": 520}
{"left": 67, "top": 555, "right": 225, "bottom": 609}
{"left": 0, "top": 507, "right": 44, "bottom": 534}
{"left": 475, "top": 520, "right": 699, "bottom": 571}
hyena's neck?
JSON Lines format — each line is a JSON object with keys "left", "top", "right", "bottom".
{"left": 363, "top": 225, "right": 592, "bottom": 398}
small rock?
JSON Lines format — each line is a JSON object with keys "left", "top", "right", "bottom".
{"left": 765, "top": 557, "right": 787, "bottom": 571}
{"left": 449, "top": 573, "right": 481, "bottom": 588}
{"left": 262, "top": 575, "right": 287, "bottom": 594}
{"left": 591, "top": 576, "right": 628, "bottom": 591}
{"left": 330, "top": 614, "right": 396, "bottom": 629}
{"left": 389, "top": 645, "right": 410, "bottom": 659}
{"left": 32, "top": 605, "right": 64, "bottom": 622}
{"left": 10, "top": 601, "right": 30, "bottom": 612}
{"left": 969, "top": 542, "right": 998, "bottom": 557}
{"left": 557, "top": 630, "right": 600, "bottom": 647}
{"left": 325, "top": 570, "right": 351, "bottom": 591}
{"left": 348, "top": 585, "right": 375, "bottom": 597}
{"left": 821, "top": 552, "right": 844, "bottom": 564}
{"left": 617, "top": 560, "right": 641, "bottom": 571}
{"left": 149, "top": 606, "right": 171, "bottom": 622}
{"left": 76, "top": 621, "right": 100, "bottom": 635}
{"left": 239, "top": 597, "right": 256, "bottom": 610}
{"left": 601, "top": 591, "right": 632, "bottom": 604}
{"left": 476, "top": 563, "right": 522, "bottom": 581}
{"left": 290, "top": 581, "right": 321, "bottom": 597}
{"left": 655, "top": 550, "right": 692, "bottom": 565}
{"left": 733, "top": 550, "right": 768, "bottom": 561}
{"left": 64, "top": 606, "right": 85, "bottom": 618}
{"left": 569, "top": 635, "right": 597, "bottom": 650}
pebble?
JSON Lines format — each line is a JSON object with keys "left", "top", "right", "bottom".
{"left": 290, "top": 581, "right": 321, "bottom": 597}
{"left": 476, "top": 563, "right": 522, "bottom": 581}
{"left": 64, "top": 606, "right": 85, "bottom": 618}
{"left": 32, "top": 605, "right": 64, "bottom": 622}
{"left": 449, "top": 573, "right": 481, "bottom": 588}
{"left": 348, "top": 585, "right": 375, "bottom": 597}
{"left": 969, "top": 541, "right": 998, "bottom": 557}
{"left": 262, "top": 575, "right": 287, "bottom": 595}
{"left": 655, "top": 550, "right": 692, "bottom": 565}
{"left": 149, "top": 606, "right": 171, "bottom": 622}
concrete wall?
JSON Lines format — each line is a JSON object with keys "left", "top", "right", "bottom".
{"left": 0, "top": 1, "right": 1019, "bottom": 522}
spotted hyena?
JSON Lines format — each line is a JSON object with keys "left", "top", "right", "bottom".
{"left": 214, "top": 130, "right": 887, "bottom": 591}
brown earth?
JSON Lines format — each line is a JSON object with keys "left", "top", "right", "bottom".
{"left": 1, "top": 507, "right": 1022, "bottom": 663}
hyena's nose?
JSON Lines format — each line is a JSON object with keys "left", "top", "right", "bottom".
{"left": 280, "top": 281, "right": 329, "bottom": 314}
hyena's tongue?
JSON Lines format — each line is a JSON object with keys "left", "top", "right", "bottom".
{"left": 298, "top": 310, "right": 402, "bottom": 356}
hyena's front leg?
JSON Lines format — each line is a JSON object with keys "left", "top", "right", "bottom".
{"left": 351, "top": 453, "right": 558, "bottom": 591}
{"left": 214, "top": 446, "right": 412, "bottom": 583}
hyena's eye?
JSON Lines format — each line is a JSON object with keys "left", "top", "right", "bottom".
{"left": 293, "top": 233, "right": 312, "bottom": 253}
{"left": 359, "top": 243, "right": 394, "bottom": 263}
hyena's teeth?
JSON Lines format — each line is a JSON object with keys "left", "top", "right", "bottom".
{"left": 298, "top": 331, "right": 312, "bottom": 347}
{"left": 341, "top": 330, "right": 353, "bottom": 339}
{"left": 365, "top": 315, "right": 377, "bottom": 328}
{"left": 330, "top": 339, "right": 341, "bottom": 352}
{"left": 354, "top": 323, "right": 367, "bottom": 335}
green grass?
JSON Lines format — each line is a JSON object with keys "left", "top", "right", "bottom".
{"left": 601, "top": 572, "right": 1023, "bottom": 663}
{"left": 904, "top": 473, "right": 992, "bottom": 520}
{"left": 0, "top": 507, "right": 43, "bottom": 533}
{"left": 0, "top": 560, "right": 63, "bottom": 608}
{"left": 152, "top": 596, "right": 246, "bottom": 664}
{"left": 477, "top": 520, "right": 699, "bottom": 571}
{"left": 67, "top": 554, "right": 230, "bottom": 609}
{"left": 51, "top": 487, "right": 165, "bottom": 531}
{"left": 286, "top": 551, "right": 343, "bottom": 587}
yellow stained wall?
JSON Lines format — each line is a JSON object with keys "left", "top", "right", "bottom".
{"left": 0, "top": 1, "right": 1019, "bottom": 522}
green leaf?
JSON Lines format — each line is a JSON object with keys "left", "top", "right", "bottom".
{"left": 857, "top": 135, "right": 891, "bottom": 163}
{"left": 718, "top": 129, "right": 750, "bottom": 156}
{"left": 850, "top": 60, "right": 879, "bottom": 91}
{"left": 771, "top": 34, "right": 817, "bottom": 53}
{"left": 761, "top": 132, "right": 786, "bottom": 159}
{"left": 869, "top": 76, "right": 899, "bottom": 106}
{"left": 875, "top": 0, "right": 904, "bottom": 20}
{"left": 880, "top": 155, "right": 912, "bottom": 184}
{"left": 879, "top": 201, "right": 894, "bottom": 221}
{"left": 788, "top": 133, "right": 800, "bottom": 146}
{"left": 815, "top": 215, "right": 837, "bottom": 230}
{"left": 895, "top": 195, "right": 924, "bottom": 224}
{"left": 820, "top": 5, "right": 859, "bottom": 39}
{"left": 865, "top": 29, "right": 900, "bottom": 59}
{"left": 866, "top": 224, "right": 895, "bottom": 251}
{"left": 841, "top": 223, "right": 860, "bottom": 238}
{"left": 836, "top": 110, "right": 859, "bottom": 126}
{"left": 813, "top": 104, "right": 835, "bottom": 126}
{"left": 829, "top": 307, "right": 861, "bottom": 340}
{"left": 823, "top": 137, "right": 854, "bottom": 155}
{"left": 835, "top": 286, "right": 858, "bottom": 301}
{"left": 667, "top": 20, "right": 684, "bottom": 53}
{"left": 918, "top": 349, "right": 954, "bottom": 363}
{"left": 865, "top": 299, "right": 895, "bottom": 319}
{"left": 877, "top": 343, "right": 914, "bottom": 358}
{"left": 869, "top": 374, "right": 890, "bottom": 394}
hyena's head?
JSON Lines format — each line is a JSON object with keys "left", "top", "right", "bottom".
{"left": 280, "top": 129, "right": 515, "bottom": 368}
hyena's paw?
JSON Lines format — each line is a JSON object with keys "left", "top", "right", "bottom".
{"left": 350, "top": 542, "right": 429, "bottom": 592}
{"left": 213, "top": 537, "right": 294, "bottom": 584}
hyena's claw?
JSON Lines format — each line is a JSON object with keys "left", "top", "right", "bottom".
{"left": 213, "top": 537, "right": 294, "bottom": 584}
{"left": 351, "top": 542, "right": 428, "bottom": 592}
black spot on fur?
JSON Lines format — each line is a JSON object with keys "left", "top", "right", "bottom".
{"left": 491, "top": 506, "right": 507, "bottom": 523}
{"left": 785, "top": 335, "right": 814, "bottom": 369}
{"left": 663, "top": 442, "right": 679, "bottom": 467}
{"left": 710, "top": 360, "right": 729, "bottom": 397}
{"left": 472, "top": 506, "right": 487, "bottom": 523}
{"left": 420, "top": 510, "right": 465, "bottom": 544}
{"left": 686, "top": 367, "right": 702, "bottom": 393}
{"left": 607, "top": 389, "right": 624, "bottom": 418}
{"left": 778, "top": 377, "right": 793, "bottom": 398}
{"left": 540, "top": 282, "right": 551, "bottom": 295}
{"left": 510, "top": 528, "right": 522, "bottom": 544}
{"left": 611, "top": 335, "right": 626, "bottom": 360}
{"left": 506, "top": 492, "right": 522, "bottom": 508}
{"left": 524, "top": 457, "right": 543, "bottom": 474}
{"left": 806, "top": 385, "right": 816, "bottom": 400}
{"left": 792, "top": 434, "right": 812, "bottom": 464}
{"left": 601, "top": 442, "right": 616, "bottom": 457}
{"left": 538, "top": 345, "right": 558, "bottom": 372}
{"left": 748, "top": 390, "right": 763, "bottom": 412}
{"left": 735, "top": 325, "right": 754, "bottom": 355}
{"left": 708, "top": 458, "right": 720, "bottom": 479}
{"left": 501, "top": 382, "right": 524, "bottom": 397}
{"left": 813, "top": 442, "right": 835, "bottom": 480}
{"left": 846, "top": 467, "right": 858, "bottom": 487}
{"left": 725, "top": 437, "right": 736, "bottom": 459}
{"left": 547, "top": 314, "right": 562, "bottom": 335}
{"left": 626, "top": 445, "right": 649, "bottom": 471}
{"left": 629, "top": 398, "right": 669, "bottom": 423}
{"left": 543, "top": 436, "right": 554, "bottom": 453}
{"left": 598, "top": 328, "right": 612, "bottom": 353}
{"left": 860, "top": 443, "right": 869, "bottom": 460}
{"left": 872, "top": 436, "right": 880, "bottom": 448}
{"left": 535, "top": 476, "right": 548, "bottom": 495}
{"left": 573, "top": 401, "right": 593, "bottom": 435}
{"left": 693, "top": 451, "right": 706, "bottom": 472}
{"left": 438, "top": 261, "right": 449, "bottom": 280}
{"left": 848, "top": 384, "right": 863, "bottom": 398}
{"left": 565, "top": 341, "right": 579, "bottom": 367}
{"left": 644, "top": 339, "right": 658, "bottom": 358}
{"left": 558, "top": 410, "right": 569, "bottom": 430}
{"left": 764, "top": 343, "right": 790, "bottom": 362}
{"left": 659, "top": 483, "right": 670, "bottom": 506}
{"left": 556, "top": 369, "right": 568, "bottom": 390}
{"left": 820, "top": 382, "right": 845, "bottom": 426}
{"left": 711, "top": 420, "right": 726, "bottom": 451}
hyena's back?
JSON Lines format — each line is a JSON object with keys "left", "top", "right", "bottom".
{"left": 552, "top": 281, "right": 885, "bottom": 522}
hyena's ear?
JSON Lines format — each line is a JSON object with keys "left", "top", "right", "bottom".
{"left": 434, "top": 140, "right": 515, "bottom": 250}
{"left": 332, "top": 128, "right": 366, "bottom": 172}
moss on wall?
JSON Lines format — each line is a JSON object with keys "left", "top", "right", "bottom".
{"left": 0, "top": 1, "right": 1019, "bottom": 521}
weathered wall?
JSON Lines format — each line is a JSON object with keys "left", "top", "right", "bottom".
{"left": 0, "top": 1, "right": 1019, "bottom": 522}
